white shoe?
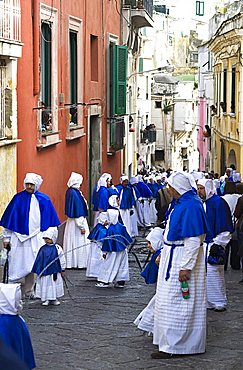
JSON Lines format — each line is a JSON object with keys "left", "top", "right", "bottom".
{"left": 51, "top": 299, "right": 60, "bottom": 306}
{"left": 42, "top": 300, "right": 49, "bottom": 306}
{"left": 95, "top": 282, "right": 110, "bottom": 288}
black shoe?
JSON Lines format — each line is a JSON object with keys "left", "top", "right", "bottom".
{"left": 239, "top": 278, "right": 243, "bottom": 284}
{"left": 151, "top": 351, "right": 190, "bottom": 359}
{"left": 214, "top": 306, "right": 226, "bottom": 312}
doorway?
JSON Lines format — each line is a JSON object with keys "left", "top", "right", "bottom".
{"left": 88, "top": 114, "right": 102, "bottom": 225}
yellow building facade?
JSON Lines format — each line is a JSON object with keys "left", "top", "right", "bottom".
{"left": 209, "top": 13, "right": 243, "bottom": 175}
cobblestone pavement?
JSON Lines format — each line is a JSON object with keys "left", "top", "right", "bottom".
{"left": 18, "top": 238, "right": 243, "bottom": 370}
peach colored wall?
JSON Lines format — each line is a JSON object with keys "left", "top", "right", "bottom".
{"left": 17, "top": 0, "right": 122, "bottom": 221}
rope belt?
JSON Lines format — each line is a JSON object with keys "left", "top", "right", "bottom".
{"left": 164, "top": 241, "right": 204, "bottom": 281}
{"left": 164, "top": 242, "right": 184, "bottom": 281}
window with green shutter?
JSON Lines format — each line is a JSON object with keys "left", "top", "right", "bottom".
{"left": 112, "top": 45, "right": 128, "bottom": 116}
{"left": 69, "top": 31, "right": 78, "bottom": 125}
{"left": 41, "top": 22, "right": 52, "bottom": 109}
{"left": 116, "top": 45, "right": 127, "bottom": 115}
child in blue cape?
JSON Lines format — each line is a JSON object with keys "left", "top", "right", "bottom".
{"left": 96, "top": 196, "right": 133, "bottom": 288}
{"left": 134, "top": 227, "right": 164, "bottom": 334}
{"left": 86, "top": 212, "right": 109, "bottom": 278}
{"left": 141, "top": 227, "right": 164, "bottom": 284}
{"left": 0, "top": 283, "right": 36, "bottom": 369}
{"left": 32, "top": 227, "right": 66, "bottom": 306}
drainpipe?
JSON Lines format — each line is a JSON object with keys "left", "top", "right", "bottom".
{"left": 33, "top": 0, "right": 40, "bottom": 96}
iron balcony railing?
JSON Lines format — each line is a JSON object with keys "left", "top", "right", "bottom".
{"left": 0, "top": 0, "right": 21, "bottom": 43}
{"left": 124, "top": 0, "right": 153, "bottom": 18}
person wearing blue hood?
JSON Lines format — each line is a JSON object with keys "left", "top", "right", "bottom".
{"left": 0, "top": 173, "right": 60, "bottom": 299}
{"left": 63, "top": 172, "right": 90, "bottom": 269}
{"left": 152, "top": 172, "right": 209, "bottom": 359}
{"left": 197, "top": 179, "right": 233, "bottom": 312}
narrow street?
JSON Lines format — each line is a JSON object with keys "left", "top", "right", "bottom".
{"left": 21, "top": 237, "right": 243, "bottom": 370}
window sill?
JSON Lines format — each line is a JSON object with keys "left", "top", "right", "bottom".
{"left": 0, "top": 138, "right": 22, "bottom": 147}
{"left": 66, "top": 126, "right": 85, "bottom": 141}
{"left": 37, "top": 132, "right": 61, "bottom": 150}
{"left": 41, "top": 130, "right": 60, "bottom": 137}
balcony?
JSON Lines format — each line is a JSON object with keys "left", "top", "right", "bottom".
{"left": 0, "top": 0, "right": 21, "bottom": 43}
{"left": 141, "top": 126, "right": 157, "bottom": 143}
{"left": 123, "top": 0, "right": 154, "bottom": 28}
{"left": 108, "top": 117, "right": 125, "bottom": 154}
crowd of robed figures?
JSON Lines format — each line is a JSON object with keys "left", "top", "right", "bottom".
{"left": 0, "top": 168, "right": 243, "bottom": 366}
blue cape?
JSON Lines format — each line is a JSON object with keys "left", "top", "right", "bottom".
{"left": 154, "top": 183, "right": 164, "bottom": 194}
{"left": 0, "top": 315, "right": 36, "bottom": 369}
{"left": 147, "top": 183, "right": 158, "bottom": 198}
{"left": 140, "top": 249, "right": 161, "bottom": 284}
{"left": 167, "top": 190, "right": 209, "bottom": 241}
{"left": 107, "top": 187, "right": 119, "bottom": 197}
{"left": 136, "top": 182, "right": 153, "bottom": 198}
{"left": 116, "top": 185, "right": 135, "bottom": 209}
{"left": 0, "top": 190, "right": 60, "bottom": 235}
{"left": 101, "top": 223, "right": 133, "bottom": 252}
{"left": 204, "top": 194, "right": 234, "bottom": 243}
{"left": 88, "top": 223, "right": 108, "bottom": 241}
{"left": 130, "top": 184, "right": 141, "bottom": 199}
{"left": 31, "top": 244, "right": 62, "bottom": 277}
{"left": 65, "top": 188, "right": 88, "bottom": 218}
{"left": 94, "top": 187, "right": 110, "bottom": 211}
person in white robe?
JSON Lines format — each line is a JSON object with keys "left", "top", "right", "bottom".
{"left": 0, "top": 173, "right": 60, "bottom": 299}
{"left": 197, "top": 179, "right": 233, "bottom": 311}
{"left": 129, "top": 176, "right": 139, "bottom": 238}
{"left": 32, "top": 227, "right": 65, "bottom": 306}
{"left": 0, "top": 283, "right": 36, "bottom": 369}
{"left": 116, "top": 176, "right": 135, "bottom": 237}
{"left": 63, "top": 172, "right": 90, "bottom": 269}
{"left": 86, "top": 212, "right": 108, "bottom": 278}
{"left": 96, "top": 204, "right": 132, "bottom": 288}
{"left": 134, "top": 227, "right": 163, "bottom": 334}
{"left": 152, "top": 172, "right": 209, "bottom": 359}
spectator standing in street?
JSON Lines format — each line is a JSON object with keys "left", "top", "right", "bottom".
{"left": 0, "top": 173, "right": 60, "bottom": 299}
{"left": 32, "top": 227, "right": 66, "bottom": 306}
{"left": 222, "top": 181, "right": 241, "bottom": 270}
{"left": 152, "top": 172, "right": 209, "bottom": 359}
{"left": 0, "top": 283, "right": 36, "bottom": 369}
{"left": 63, "top": 172, "right": 90, "bottom": 269}
{"left": 197, "top": 179, "right": 233, "bottom": 311}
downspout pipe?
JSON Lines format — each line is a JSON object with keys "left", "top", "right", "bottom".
{"left": 33, "top": 0, "right": 40, "bottom": 96}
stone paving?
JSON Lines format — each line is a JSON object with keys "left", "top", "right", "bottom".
{"left": 11, "top": 238, "right": 243, "bottom": 369}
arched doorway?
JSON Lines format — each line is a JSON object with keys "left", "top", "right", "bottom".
{"left": 220, "top": 140, "right": 226, "bottom": 176}
{"left": 228, "top": 149, "right": 236, "bottom": 169}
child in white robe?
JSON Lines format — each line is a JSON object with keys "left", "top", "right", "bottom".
{"left": 86, "top": 212, "right": 109, "bottom": 278}
{"left": 32, "top": 228, "right": 66, "bottom": 306}
{"left": 134, "top": 227, "right": 163, "bottom": 334}
{"left": 95, "top": 196, "right": 132, "bottom": 288}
